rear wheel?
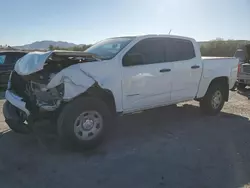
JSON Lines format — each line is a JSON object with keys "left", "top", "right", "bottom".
{"left": 199, "top": 83, "right": 225, "bottom": 115}
{"left": 57, "top": 97, "right": 112, "bottom": 149}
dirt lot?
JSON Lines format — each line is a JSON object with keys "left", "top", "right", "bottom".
{"left": 1, "top": 91, "right": 250, "bottom": 188}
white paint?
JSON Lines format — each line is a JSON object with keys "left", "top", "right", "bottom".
{"left": 46, "top": 64, "right": 95, "bottom": 99}
{"left": 170, "top": 39, "right": 203, "bottom": 103}
{"left": 121, "top": 63, "right": 173, "bottom": 111}
{"left": 196, "top": 57, "right": 238, "bottom": 98}
{"left": 11, "top": 35, "right": 239, "bottom": 115}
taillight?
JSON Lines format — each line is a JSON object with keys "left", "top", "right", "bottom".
{"left": 237, "top": 64, "right": 241, "bottom": 75}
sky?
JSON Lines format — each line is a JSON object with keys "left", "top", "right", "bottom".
{"left": 0, "top": 0, "right": 249, "bottom": 46}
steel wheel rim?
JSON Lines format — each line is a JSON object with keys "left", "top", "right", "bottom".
{"left": 74, "top": 111, "right": 103, "bottom": 141}
{"left": 211, "top": 90, "right": 222, "bottom": 109}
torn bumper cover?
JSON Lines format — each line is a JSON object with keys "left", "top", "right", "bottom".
{"left": 3, "top": 96, "right": 30, "bottom": 133}
{"left": 5, "top": 90, "right": 30, "bottom": 116}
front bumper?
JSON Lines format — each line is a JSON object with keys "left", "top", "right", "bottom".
{"left": 5, "top": 90, "right": 30, "bottom": 116}
{"left": 3, "top": 90, "right": 32, "bottom": 133}
{"left": 3, "top": 90, "right": 57, "bottom": 133}
{"left": 3, "top": 100, "right": 31, "bottom": 133}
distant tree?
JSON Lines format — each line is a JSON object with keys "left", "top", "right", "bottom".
{"left": 200, "top": 39, "right": 249, "bottom": 57}
{"left": 48, "top": 45, "right": 54, "bottom": 50}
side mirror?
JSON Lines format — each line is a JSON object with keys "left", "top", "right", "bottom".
{"left": 123, "top": 53, "right": 144, "bottom": 66}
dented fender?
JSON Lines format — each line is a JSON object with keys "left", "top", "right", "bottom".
{"left": 45, "top": 61, "right": 123, "bottom": 113}
{"left": 46, "top": 64, "right": 96, "bottom": 100}
{"left": 12, "top": 50, "right": 123, "bottom": 113}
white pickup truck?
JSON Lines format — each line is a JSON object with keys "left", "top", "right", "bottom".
{"left": 3, "top": 35, "right": 238, "bottom": 148}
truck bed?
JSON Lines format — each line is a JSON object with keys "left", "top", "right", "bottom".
{"left": 201, "top": 57, "right": 238, "bottom": 90}
{"left": 202, "top": 56, "right": 236, "bottom": 60}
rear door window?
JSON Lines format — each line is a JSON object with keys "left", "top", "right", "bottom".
{"left": 165, "top": 38, "right": 195, "bottom": 62}
{"left": 0, "top": 55, "right": 6, "bottom": 65}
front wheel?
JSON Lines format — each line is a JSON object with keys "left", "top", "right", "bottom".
{"left": 199, "top": 83, "right": 225, "bottom": 115}
{"left": 57, "top": 97, "right": 112, "bottom": 149}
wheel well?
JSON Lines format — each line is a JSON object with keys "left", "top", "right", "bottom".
{"left": 78, "top": 83, "right": 116, "bottom": 115}
{"left": 208, "top": 77, "right": 229, "bottom": 101}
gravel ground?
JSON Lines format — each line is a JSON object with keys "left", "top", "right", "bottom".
{"left": 1, "top": 91, "right": 250, "bottom": 188}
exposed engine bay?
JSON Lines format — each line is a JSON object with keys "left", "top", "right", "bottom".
{"left": 10, "top": 51, "right": 101, "bottom": 115}
{"left": 10, "top": 71, "right": 64, "bottom": 112}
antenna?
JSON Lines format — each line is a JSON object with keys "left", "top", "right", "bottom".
{"left": 168, "top": 29, "right": 172, "bottom": 35}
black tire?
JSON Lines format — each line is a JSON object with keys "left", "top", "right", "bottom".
{"left": 57, "top": 97, "right": 112, "bottom": 149}
{"left": 199, "top": 83, "right": 225, "bottom": 115}
{"left": 237, "top": 83, "right": 246, "bottom": 90}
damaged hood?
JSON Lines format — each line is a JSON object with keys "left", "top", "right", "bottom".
{"left": 14, "top": 50, "right": 101, "bottom": 76}
{"left": 15, "top": 51, "right": 53, "bottom": 75}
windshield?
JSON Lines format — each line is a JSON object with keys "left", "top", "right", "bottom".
{"left": 85, "top": 37, "right": 135, "bottom": 60}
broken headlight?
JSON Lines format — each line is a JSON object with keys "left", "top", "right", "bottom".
{"left": 27, "top": 82, "right": 64, "bottom": 111}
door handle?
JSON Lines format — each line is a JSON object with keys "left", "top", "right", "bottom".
{"left": 159, "top": 68, "right": 171, "bottom": 73}
{"left": 191, "top": 65, "right": 200, "bottom": 69}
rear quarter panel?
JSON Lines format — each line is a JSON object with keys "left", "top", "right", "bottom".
{"left": 196, "top": 57, "right": 238, "bottom": 98}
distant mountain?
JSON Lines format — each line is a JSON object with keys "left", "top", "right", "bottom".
{"left": 15, "top": 40, "right": 77, "bottom": 50}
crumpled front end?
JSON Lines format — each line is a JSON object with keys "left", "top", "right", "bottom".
{"left": 3, "top": 70, "right": 65, "bottom": 129}
{"left": 3, "top": 51, "right": 101, "bottom": 129}
{"left": 9, "top": 70, "right": 65, "bottom": 113}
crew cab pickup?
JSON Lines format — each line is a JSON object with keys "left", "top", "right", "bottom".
{"left": 3, "top": 35, "right": 238, "bottom": 148}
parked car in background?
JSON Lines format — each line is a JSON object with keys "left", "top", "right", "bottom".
{"left": 0, "top": 51, "right": 27, "bottom": 88}
{"left": 234, "top": 44, "right": 250, "bottom": 89}
{"left": 3, "top": 35, "right": 238, "bottom": 148}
